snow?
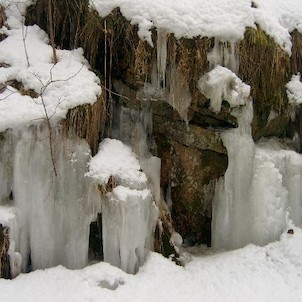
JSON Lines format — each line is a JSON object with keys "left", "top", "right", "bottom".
{"left": 87, "top": 138, "right": 147, "bottom": 190}
{"left": 1, "top": 227, "right": 302, "bottom": 302}
{"left": 286, "top": 74, "right": 302, "bottom": 105}
{"left": 0, "top": 1, "right": 101, "bottom": 132}
{"left": 87, "top": 138, "right": 158, "bottom": 274}
{"left": 91, "top": 0, "right": 302, "bottom": 53}
{"left": 198, "top": 65, "right": 250, "bottom": 114}
{"left": 92, "top": 0, "right": 255, "bottom": 45}
{"left": 254, "top": 0, "right": 302, "bottom": 54}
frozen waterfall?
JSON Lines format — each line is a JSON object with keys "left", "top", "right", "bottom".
{"left": 212, "top": 101, "right": 302, "bottom": 250}
{"left": 0, "top": 123, "right": 159, "bottom": 276}
{"left": 0, "top": 125, "right": 102, "bottom": 273}
{"left": 87, "top": 138, "right": 158, "bottom": 274}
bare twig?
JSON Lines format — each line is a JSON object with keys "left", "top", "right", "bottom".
{"left": 20, "top": 18, "right": 30, "bottom": 67}
{"left": 40, "top": 93, "right": 57, "bottom": 176}
{"left": 99, "top": 83, "right": 130, "bottom": 100}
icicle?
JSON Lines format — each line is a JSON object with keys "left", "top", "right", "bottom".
{"left": 207, "top": 39, "right": 239, "bottom": 73}
{"left": 212, "top": 98, "right": 302, "bottom": 250}
{"left": 0, "top": 131, "right": 15, "bottom": 205}
{"left": 157, "top": 30, "right": 167, "bottom": 89}
{"left": 102, "top": 186, "right": 158, "bottom": 274}
{"left": 12, "top": 125, "right": 101, "bottom": 271}
{"left": 212, "top": 102, "right": 255, "bottom": 250}
{"left": 167, "top": 65, "right": 192, "bottom": 123}
{"left": 87, "top": 138, "right": 159, "bottom": 274}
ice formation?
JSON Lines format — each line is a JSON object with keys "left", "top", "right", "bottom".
{"left": 87, "top": 138, "right": 158, "bottom": 274}
{"left": 198, "top": 66, "right": 250, "bottom": 114}
{"left": 112, "top": 105, "right": 162, "bottom": 205}
{"left": 0, "top": 126, "right": 102, "bottom": 272}
{"left": 212, "top": 99, "right": 302, "bottom": 250}
{"left": 156, "top": 30, "right": 167, "bottom": 89}
{"left": 92, "top": 0, "right": 254, "bottom": 44}
{"left": 92, "top": 0, "right": 302, "bottom": 53}
{"left": 166, "top": 66, "right": 192, "bottom": 123}
{"left": 207, "top": 40, "right": 239, "bottom": 73}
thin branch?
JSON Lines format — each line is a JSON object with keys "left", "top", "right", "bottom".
{"left": 99, "top": 83, "right": 130, "bottom": 100}
{"left": 21, "top": 18, "right": 30, "bottom": 67}
{"left": 40, "top": 93, "right": 57, "bottom": 177}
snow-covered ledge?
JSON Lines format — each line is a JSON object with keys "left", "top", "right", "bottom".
{"left": 87, "top": 139, "right": 158, "bottom": 274}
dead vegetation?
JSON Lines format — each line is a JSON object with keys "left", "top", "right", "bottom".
{"left": 64, "top": 93, "right": 106, "bottom": 156}
{"left": 238, "top": 27, "right": 292, "bottom": 138}
{"left": 0, "top": 224, "right": 10, "bottom": 279}
{"left": 0, "top": 5, "right": 7, "bottom": 41}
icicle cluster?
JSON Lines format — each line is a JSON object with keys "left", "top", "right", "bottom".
{"left": 87, "top": 138, "right": 158, "bottom": 274}
{"left": 0, "top": 126, "right": 102, "bottom": 274}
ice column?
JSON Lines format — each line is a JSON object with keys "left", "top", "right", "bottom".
{"left": 212, "top": 105, "right": 302, "bottom": 249}
{"left": 212, "top": 102, "right": 255, "bottom": 249}
{"left": 157, "top": 30, "right": 167, "bottom": 89}
{"left": 0, "top": 132, "right": 15, "bottom": 205}
{"left": 103, "top": 187, "right": 157, "bottom": 274}
{"left": 87, "top": 138, "right": 158, "bottom": 274}
{"left": 13, "top": 125, "right": 101, "bottom": 271}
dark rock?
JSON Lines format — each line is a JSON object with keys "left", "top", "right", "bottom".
{"left": 0, "top": 224, "right": 11, "bottom": 279}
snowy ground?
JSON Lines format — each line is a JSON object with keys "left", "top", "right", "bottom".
{"left": 1, "top": 227, "right": 302, "bottom": 302}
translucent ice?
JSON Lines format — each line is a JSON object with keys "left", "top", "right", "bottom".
{"left": 88, "top": 138, "right": 158, "bottom": 274}
{"left": 212, "top": 101, "right": 302, "bottom": 250}
{"left": 157, "top": 30, "right": 167, "bottom": 89}
{"left": 102, "top": 186, "right": 158, "bottom": 274}
{"left": 207, "top": 39, "right": 239, "bottom": 73}
{"left": 0, "top": 125, "right": 102, "bottom": 272}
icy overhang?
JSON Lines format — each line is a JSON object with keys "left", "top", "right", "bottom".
{"left": 91, "top": 0, "right": 302, "bottom": 54}
{"left": 87, "top": 138, "right": 148, "bottom": 190}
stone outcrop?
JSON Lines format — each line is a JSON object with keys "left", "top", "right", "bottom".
{"left": 0, "top": 224, "right": 10, "bottom": 279}
{"left": 25, "top": 5, "right": 302, "bottom": 248}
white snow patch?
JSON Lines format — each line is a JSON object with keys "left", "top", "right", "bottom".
{"left": 87, "top": 138, "right": 148, "bottom": 190}
{"left": 198, "top": 65, "right": 250, "bottom": 113}
{"left": 254, "top": 0, "right": 302, "bottom": 54}
{"left": 1, "top": 228, "right": 302, "bottom": 301}
{"left": 91, "top": 0, "right": 255, "bottom": 44}
{"left": 287, "top": 74, "right": 302, "bottom": 105}
{"left": 92, "top": 0, "right": 302, "bottom": 53}
{"left": 0, "top": 2, "right": 101, "bottom": 132}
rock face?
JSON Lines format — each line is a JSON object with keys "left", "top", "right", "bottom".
{"left": 26, "top": 6, "right": 302, "bottom": 248}
{"left": 0, "top": 224, "right": 10, "bottom": 279}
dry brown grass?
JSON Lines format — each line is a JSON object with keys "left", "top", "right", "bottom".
{"left": 238, "top": 27, "right": 291, "bottom": 138}
{"left": 63, "top": 92, "right": 106, "bottom": 155}
{"left": 0, "top": 224, "right": 11, "bottom": 279}
{"left": 291, "top": 30, "right": 302, "bottom": 74}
